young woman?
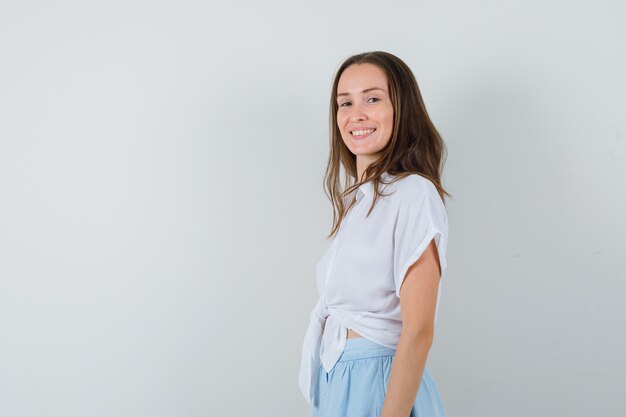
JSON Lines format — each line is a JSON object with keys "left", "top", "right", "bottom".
{"left": 298, "top": 51, "right": 451, "bottom": 417}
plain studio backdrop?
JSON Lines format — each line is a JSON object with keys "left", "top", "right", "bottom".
{"left": 1, "top": 1, "right": 625, "bottom": 416}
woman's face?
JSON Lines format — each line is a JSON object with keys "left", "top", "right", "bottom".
{"left": 336, "top": 63, "right": 394, "bottom": 166}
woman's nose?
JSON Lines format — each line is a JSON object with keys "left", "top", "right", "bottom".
{"left": 349, "top": 106, "right": 367, "bottom": 122}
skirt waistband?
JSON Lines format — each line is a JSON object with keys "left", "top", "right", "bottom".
{"left": 338, "top": 337, "right": 396, "bottom": 362}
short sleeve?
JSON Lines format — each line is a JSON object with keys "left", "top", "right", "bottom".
{"left": 392, "top": 178, "right": 449, "bottom": 298}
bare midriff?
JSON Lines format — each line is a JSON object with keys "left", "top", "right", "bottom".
{"left": 347, "top": 328, "right": 363, "bottom": 339}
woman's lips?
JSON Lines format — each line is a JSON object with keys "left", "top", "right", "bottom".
{"left": 350, "top": 128, "right": 376, "bottom": 139}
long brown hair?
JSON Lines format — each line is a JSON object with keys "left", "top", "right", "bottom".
{"left": 325, "top": 51, "right": 451, "bottom": 239}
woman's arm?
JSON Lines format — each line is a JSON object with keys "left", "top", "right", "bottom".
{"left": 380, "top": 238, "right": 442, "bottom": 417}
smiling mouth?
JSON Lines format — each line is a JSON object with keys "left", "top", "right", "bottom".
{"left": 350, "top": 128, "right": 376, "bottom": 139}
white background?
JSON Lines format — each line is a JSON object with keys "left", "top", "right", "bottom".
{"left": 1, "top": 1, "right": 625, "bottom": 416}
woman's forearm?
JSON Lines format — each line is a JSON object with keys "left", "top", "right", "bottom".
{"left": 380, "top": 330, "right": 433, "bottom": 417}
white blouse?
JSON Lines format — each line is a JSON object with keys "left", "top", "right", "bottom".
{"left": 298, "top": 172, "right": 449, "bottom": 405}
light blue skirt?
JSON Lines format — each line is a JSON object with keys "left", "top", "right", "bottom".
{"left": 312, "top": 337, "right": 446, "bottom": 417}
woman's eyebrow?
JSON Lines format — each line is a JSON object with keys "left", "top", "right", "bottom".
{"left": 337, "top": 87, "right": 385, "bottom": 97}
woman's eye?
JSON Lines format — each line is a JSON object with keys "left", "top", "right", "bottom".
{"left": 338, "top": 98, "right": 379, "bottom": 107}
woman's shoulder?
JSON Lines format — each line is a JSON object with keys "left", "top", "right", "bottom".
{"left": 382, "top": 172, "right": 439, "bottom": 202}
{"left": 384, "top": 172, "right": 448, "bottom": 229}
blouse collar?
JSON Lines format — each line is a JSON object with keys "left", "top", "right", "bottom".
{"left": 356, "top": 172, "right": 393, "bottom": 203}
{"left": 356, "top": 181, "right": 372, "bottom": 203}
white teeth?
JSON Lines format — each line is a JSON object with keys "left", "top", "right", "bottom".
{"left": 351, "top": 128, "right": 376, "bottom": 136}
